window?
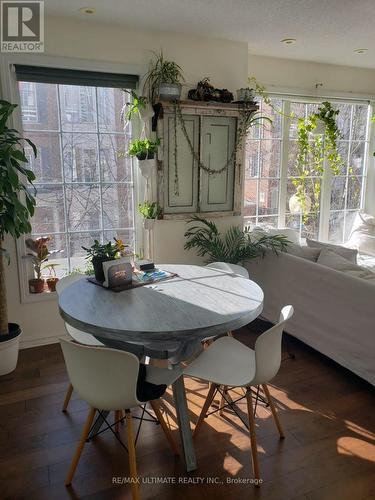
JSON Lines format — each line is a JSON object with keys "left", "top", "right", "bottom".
{"left": 19, "top": 81, "right": 38, "bottom": 122}
{"left": 19, "top": 79, "right": 135, "bottom": 277}
{"left": 244, "top": 96, "right": 371, "bottom": 242}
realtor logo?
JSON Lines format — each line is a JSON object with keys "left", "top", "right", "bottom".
{"left": 1, "top": 1, "right": 44, "bottom": 52}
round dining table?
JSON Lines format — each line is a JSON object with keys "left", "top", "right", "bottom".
{"left": 58, "top": 264, "right": 264, "bottom": 472}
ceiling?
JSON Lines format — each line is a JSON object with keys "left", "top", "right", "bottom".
{"left": 46, "top": 0, "right": 375, "bottom": 69}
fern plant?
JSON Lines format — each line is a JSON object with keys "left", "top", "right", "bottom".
{"left": 184, "top": 216, "right": 289, "bottom": 264}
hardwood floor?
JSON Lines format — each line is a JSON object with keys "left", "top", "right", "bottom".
{"left": 0, "top": 321, "right": 374, "bottom": 500}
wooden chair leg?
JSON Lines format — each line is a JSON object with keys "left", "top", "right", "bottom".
{"left": 62, "top": 383, "right": 73, "bottom": 413}
{"left": 150, "top": 399, "right": 179, "bottom": 456}
{"left": 65, "top": 407, "right": 96, "bottom": 486}
{"left": 193, "top": 383, "right": 218, "bottom": 438}
{"left": 115, "top": 410, "right": 120, "bottom": 433}
{"left": 125, "top": 409, "right": 140, "bottom": 500}
{"left": 245, "top": 388, "right": 261, "bottom": 485}
{"left": 262, "top": 384, "right": 285, "bottom": 438}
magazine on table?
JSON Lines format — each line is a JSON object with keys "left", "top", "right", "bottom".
{"left": 132, "top": 268, "right": 177, "bottom": 284}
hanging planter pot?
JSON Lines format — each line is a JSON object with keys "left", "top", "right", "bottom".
{"left": 159, "top": 83, "right": 182, "bottom": 101}
{"left": 143, "top": 218, "right": 156, "bottom": 230}
{"left": 137, "top": 158, "right": 156, "bottom": 179}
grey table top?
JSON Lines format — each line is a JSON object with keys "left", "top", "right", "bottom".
{"left": 59, "top": 264, "right": 264, "bottom": 345}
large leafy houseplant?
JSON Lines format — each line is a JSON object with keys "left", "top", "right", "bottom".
{"left": 0, "top": 100, "right": 36, "bottom": 336}
{"left": 184, "top": 216, "right": 289, "bottom": 264}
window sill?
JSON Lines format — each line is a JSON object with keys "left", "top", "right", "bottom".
{"left": 22, "top": 289, "right": 58, "bottom": 304}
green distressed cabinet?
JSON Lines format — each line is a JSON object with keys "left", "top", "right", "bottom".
{"left": 157, "top": 101, "right": 256, "bottom": 218}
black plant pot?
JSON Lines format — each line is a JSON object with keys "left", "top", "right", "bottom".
{"left": 92, "top": 256, "right": 112, "bottom": 282}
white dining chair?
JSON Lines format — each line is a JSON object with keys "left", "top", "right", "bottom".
{"left": 57, "top": 274, "right": 105, "bottom": 412}
{"left": 206, "top": 261, "right": 249, "bottom": 279}
{"left": 60, "top": 338, "right": 180, "bottom": 499}
{"left": 184, "top": 305, "right": 294, "bottom": 486}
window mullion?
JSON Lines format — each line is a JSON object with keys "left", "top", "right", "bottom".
{"left": 57, "top": 84, "right": 71, "bottom": 272}
{"left": 342, "top": 106, "right": 354, "bottom": 242}
{"left": 361, "top": 102, "right": 373, "bottom": 213}
{"left": 95, "top": 87, "right": 105, "bottom": 242}
{"left": 278, "top": 100, "right": 290, "bottom": 227}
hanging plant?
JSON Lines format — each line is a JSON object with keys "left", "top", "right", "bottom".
{"left": 293, "top": 101, "right": 343, "bottom": 218}
{"left": 142, "top": 51, "right": 185, "bottom": 103}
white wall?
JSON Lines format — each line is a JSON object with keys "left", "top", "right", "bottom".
{"left": 248, "top": 54, "right": 375, "bottom": 96}
{"left": 2, "top": 16, "right": 249, "bottom": 347}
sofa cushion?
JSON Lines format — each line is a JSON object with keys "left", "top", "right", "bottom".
{"left": 251, "top": 226, "right": 299, "bottom": 244}
{"left": 317, "top": 249, "right": 375, "bottom": 282}
{"left": 346, "top": 212, "right": 375, "bottom": 256}
{"left": 306, "top": 238, "right": 358, "bottom": 263}
{"left": 286, "top": 243, "right": 321, "bottom": 261}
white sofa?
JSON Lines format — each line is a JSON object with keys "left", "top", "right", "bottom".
{"left": 246, "top": 250, "right": 375, "bottom": 385}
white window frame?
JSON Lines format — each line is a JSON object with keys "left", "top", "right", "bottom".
{"left": 0, "top": 54, "right": 146, "bottom": 304}
{"left": 244, "top": 91, "right": 375, "bottom": 243}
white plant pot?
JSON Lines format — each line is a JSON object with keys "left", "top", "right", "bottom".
{"left": 143, "top": 218, "right": 156, "bottom": 230}
{"left": 159, "top": 83, "right": 181, "bottom": 101}
{"left": 0, "top": 325, "right": 22, "bottom": 376}
{"left": 289, "top": 192, "right": 312, "bottom": 214}
{"left": 312, "top": 120, "right": 325, "bottom": 135}
{"left": 138, "top": 158, "right": 156, "bottom": 179}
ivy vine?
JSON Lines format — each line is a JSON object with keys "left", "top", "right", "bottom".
{"left": 293, "top": 101, "right": 343, "bottom": 217}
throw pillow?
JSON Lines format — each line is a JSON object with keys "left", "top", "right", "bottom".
{"left": 286, "top": 243, "right": 321, "bottom": 261}
{"left": 346, "top": 211, "right": 375, "bottom": 256}
{"left": 317, "top": 249, "right": 375, "bottom": 282}
{"left": 306, "top": 238, "right": 358, "bottom": 263}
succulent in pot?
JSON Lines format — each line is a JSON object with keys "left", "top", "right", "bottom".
{"left": 143, "top": 51, "right": 184, "bottom": 103}
{"left": 82, "top": 238, "right": 128, "bottom": 282}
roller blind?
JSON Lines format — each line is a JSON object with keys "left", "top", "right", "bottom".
{"left": 14, "top": 64, "right": 138, "bottom": 89}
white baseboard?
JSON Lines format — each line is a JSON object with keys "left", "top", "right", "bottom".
{"left": 20, "top": 332, "right": 69, "bottom": 349}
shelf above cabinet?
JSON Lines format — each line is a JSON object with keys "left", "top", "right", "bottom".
{"left": 159, "top": 100, "right": 259, "bottom": 114}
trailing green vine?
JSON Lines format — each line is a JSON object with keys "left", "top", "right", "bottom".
{"left": 248, "top": 76, "right": 294, "bottom": 118}
{"left": 293, "top": 101, "right": 343, "bottom": 217}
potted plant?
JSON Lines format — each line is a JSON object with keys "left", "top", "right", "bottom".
{"left": 44, "top": 263, "right": 60, "bottom": 292}
{"left": 0, "top": 100, "right": 37, "bottom": 375}
{"left": 82, "top": 238, "right": 125, "bottom": 282}
{"left": 143, "top": 51, "right": 185, "bottom": 102}
{"left": 184, "top": 216, "right": 289, "bottom": 264}
{"left": 138, "top": 201, "right": 162, "bottom": 230}
{"left": 128, "top": 138, "right": 160, "bottom": 178}
{"left": 25, "top": 236, "right": 50, "bottom": 293}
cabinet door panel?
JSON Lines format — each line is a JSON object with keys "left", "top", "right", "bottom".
{"left": 200, "top": 116, "right": 236, "bottom": 212}
{"left": 163, "top": 113, "right": 199, "bottom": 213}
